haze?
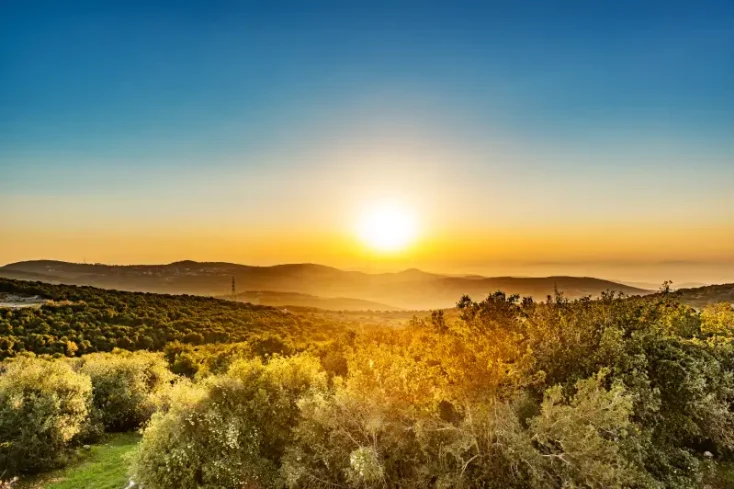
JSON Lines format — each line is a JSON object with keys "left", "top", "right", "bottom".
{"left": 1, "top": 1, "right": 732, "bottom": 285}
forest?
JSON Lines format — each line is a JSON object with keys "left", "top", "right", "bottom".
{"left": 1, "top": 279, "right": 734, "bottom": 488}
{"left": 0, "top": 278, "right": 349, "bottom": 360}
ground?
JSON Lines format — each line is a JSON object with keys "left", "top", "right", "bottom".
{"left": 17, "top": 433, "right": 140, "bottom": 489}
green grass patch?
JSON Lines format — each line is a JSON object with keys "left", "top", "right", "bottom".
{"left": 18, "top": 432, "right": 140, "bottom": 489}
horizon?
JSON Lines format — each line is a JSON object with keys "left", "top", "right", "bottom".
{"left": 2, "top": 1, "right": 733, "bottom": 285}
{"left": 1, "top": 256, "right": 729, "bottom": 287}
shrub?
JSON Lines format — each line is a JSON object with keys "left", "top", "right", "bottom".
{"left": 76, "top": 350, "right": 174, "bottom": 432}
{"left": 528, "top": 371, "right": 650, "bottom": 488}
{"left": 164, "top": 341, "right": 253, "bottom": 379}
{"left": 282, "top": 386, "right": 436, "bottom": 488}
{"left": 282, "top": 370, "right": 650, "bottom": 489}
{"left": 0, "top": 356, "right": 92, "bottom": 475}
{"left": 701, "top": 303, "right": 734, "bottom": 337}
{"left": 132, "top": 354, "right": 327, "bottom": 489}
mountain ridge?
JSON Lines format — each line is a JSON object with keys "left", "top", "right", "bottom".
{"left": 1, "top": 259, "right": 651, "bottom": 310}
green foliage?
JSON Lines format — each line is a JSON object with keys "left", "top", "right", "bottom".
{"left": 0, "top": 357, "right": 92, "bottom": 476}
{"left": 529, "top": 371, "right": 648, "bottom": 488}
{"left": 163, "top": 341, "right": 254, "bottom": 378}
{"left": 282, "top": 370, "right": 650, "bottom": 489}
{"left": 2, "top": 281, "right": 734, "bottom": 487}
{"left": 74, "top": 351, "right": 174, "bottom": 432}
{"left": 701, "top": 303, "right": 734, "bottom": 337}
{"left": 514, "top": 293, "right": 734, "bottom": 487}
{"left": 131, "top": 354, "right": 327, "bottom": 489}
{"left": 0, "top": 279, "right": 347, "bottom": 360}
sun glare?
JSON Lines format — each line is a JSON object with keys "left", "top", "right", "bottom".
{"left": 357, "top": 202, "right": 417, "bottom": 252}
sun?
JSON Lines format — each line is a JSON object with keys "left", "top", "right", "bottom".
{"left": 357, "top": 202, "right": 417, "bottom": 252}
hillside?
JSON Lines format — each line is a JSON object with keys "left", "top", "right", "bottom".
{"left": 222, "top": 290, "right": 401, "bottom": 311}
{"left": 0, "top": 260, "right": 650, "bottom": 310}
{"left": 0, "top": 278, "right": 349, "bottom": 359}
{"left": 676, "top": 283, "right": 734, "bottom": 308}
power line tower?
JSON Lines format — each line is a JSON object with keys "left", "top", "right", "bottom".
{"left": 231, "top": 276, "right": 237, "bottom": 300}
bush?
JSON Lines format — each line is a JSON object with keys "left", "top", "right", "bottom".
{"left": 701, "top": 303, "right": 734, "bottom": 337}
{"left": 528, "top": 371, "right": 650, "bottom": 488}
{"left": 132, "top": 354, "right": 327, "bottom": 489}
{"left": 282, "top": 370, "right": 650, "bottom": 489}
{"left": 75, "top": 350, "right": 174, "bottom": 432}
{"left": 0, "top": 356, "right": 92, "bottom": 475}
{"left": 164, "top": 341, "right": 253, "bottom": 379}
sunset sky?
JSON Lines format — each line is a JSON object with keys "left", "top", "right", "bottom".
{"left": 1, "top": 1, "right": 732, "bottom": 284}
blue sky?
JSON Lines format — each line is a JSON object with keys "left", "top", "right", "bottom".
{"left": 1, "top": 1, "right": 732, "bottom": 281}
{"left": 2, "top": 1, "right": 731, "bottom": 159}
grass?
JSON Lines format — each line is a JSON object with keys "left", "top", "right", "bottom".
{"left": 18, "top": 433, "right": 140, "bottom": 489}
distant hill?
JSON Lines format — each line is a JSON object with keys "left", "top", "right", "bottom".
{"left": 675, "top": 283, "right": 734, "bottom": 309}
{"left": 0, "top": 260, "right": 651, "bottom": 310}
{"left": 222, "top": 290, "right": 401, "bottom": 311}
{"left": 0, "top": 268, "right": 65, "bottom": 282}
{"left": 621, "top": 280, "right": 710, "bottom": 291}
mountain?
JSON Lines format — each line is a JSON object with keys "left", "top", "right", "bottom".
{"left": 0, "top": 260, "right": 651, "bottom": 310}
{"left": 222, "top": 291, "right": 401, "bottom": 311}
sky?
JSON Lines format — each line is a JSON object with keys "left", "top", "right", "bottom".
{"left": 1, "top": 0, "right": 732, "bottom": 284}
